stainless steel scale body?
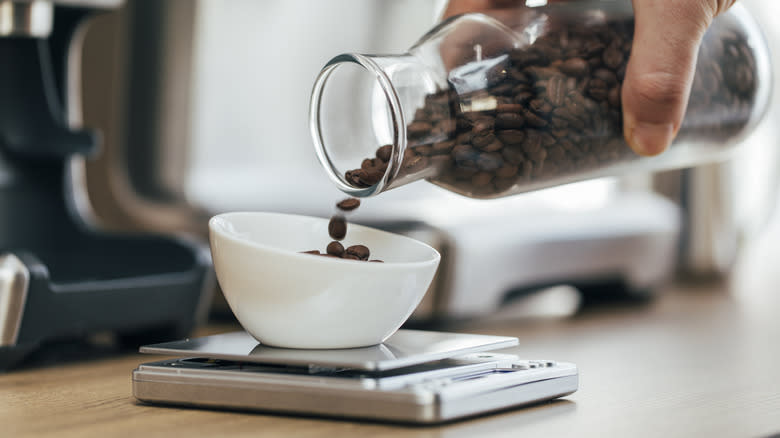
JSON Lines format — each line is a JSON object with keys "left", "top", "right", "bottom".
{"left": 133, "top": 330, "right": 578, "bottom": 424}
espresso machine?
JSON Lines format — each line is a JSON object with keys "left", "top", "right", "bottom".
{"left": 0, "top": 0, "right": 213, "bottom": 371}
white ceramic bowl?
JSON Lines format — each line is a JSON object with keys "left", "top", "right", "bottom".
{"left": 208, "top": 211, "right": 440, "bottom": 349}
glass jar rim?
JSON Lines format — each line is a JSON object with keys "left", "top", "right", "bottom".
{"left": 309, "top": 53, "right": 407, "bottom": 197}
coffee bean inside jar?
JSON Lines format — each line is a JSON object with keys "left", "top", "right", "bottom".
{"left": 313, "top": 5, "right": 767, "bottom": 200}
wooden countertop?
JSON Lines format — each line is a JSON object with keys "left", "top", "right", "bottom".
{"left": 4, "top": 227, "right": 780, "bottom": 437}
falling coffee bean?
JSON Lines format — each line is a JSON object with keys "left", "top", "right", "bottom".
{"left": 328, "top": 216, "right": 347, "bottom": 240}
{"left": 336, "top": 197, "right": 361, "bottom": 211}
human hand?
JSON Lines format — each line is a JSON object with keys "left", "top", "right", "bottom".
{"left": 442, "top": 0, "right": 737, "bottom": 156}
{"left": 622, "top": 0, "right": 736, "bottom": 156}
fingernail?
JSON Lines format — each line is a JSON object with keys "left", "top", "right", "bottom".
{"left": 626, "top": 121, "right": 675, "bottom": 156}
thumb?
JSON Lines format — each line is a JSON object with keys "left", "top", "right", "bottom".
{"left": 622, "top": 0, "right": 717, "bottom": 156}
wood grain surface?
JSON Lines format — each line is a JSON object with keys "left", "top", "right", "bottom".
{"left": 4, "top": 222, "right": 780, "bottom": 438}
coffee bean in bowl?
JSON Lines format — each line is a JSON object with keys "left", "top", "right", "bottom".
{"left": 208, "top": 211, "right": 440, "bottom": 349}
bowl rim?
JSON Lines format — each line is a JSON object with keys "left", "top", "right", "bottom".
{"left": 209, "top": 211, "right": 441, "bottom": 268}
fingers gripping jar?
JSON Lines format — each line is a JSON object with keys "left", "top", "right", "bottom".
{"left": 310, "top": 1, "right": 771, "bottom": 199}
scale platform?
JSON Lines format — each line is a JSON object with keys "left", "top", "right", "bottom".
{"left": 133, "top": 330, "right": 578, "bottom": 424}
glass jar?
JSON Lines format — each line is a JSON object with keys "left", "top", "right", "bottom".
{"left": 310, "top": 1, "right": 771, "bottom": 199}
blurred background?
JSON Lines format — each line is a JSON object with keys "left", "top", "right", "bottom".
{"left": 3, "top": 0, "right": 779, "bottom": 369}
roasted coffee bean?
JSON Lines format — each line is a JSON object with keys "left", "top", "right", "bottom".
{"left": 471, "top": 171, "right": 493, "bottom": 187}
{"left": 414, "top": 145, "right": 435, "bottom": 156}
{"left": 438, "top": 119, "right": 458, "bottom": 135}
{"left": 560, "top": 58, "right": 589, "bottom": 77}
{"left": 495, "top": 113, "right": 525, "bottom": 129}
{"left": 432, "top": 140, "right": 456, "bottom": 154}
{"left": 408, "top": 121, "right": 433, "bottom": 138}
{"left": 326, "top": 241, "right": 345, "bottom": 257}
{"left": 328, "top": 216, "right": 347, "bottom": 240}
{"left": 403, "top": 154, "right": 428, "bottom": 173}
{"left": 471, "top": 132, "right": 498, "bottom": 148}
{"left": 608, "top": 86, "right": 621, "bottom": 108}
{"left": 501, "top": 145, "right": 526, "bottom": 165}
{"left": 587, "top": 78, "right": 609, "bottom": 101}
{"left": 496, "top": 103, "right": 523, "bottom": 113}
{"left": 376, "top": 144, "right": 392, "bottom": 162}
{"left": 301, "top": 250, "right": 321, "bottom": 255}
{"left": 593, "top": 68, "right": 617, "bottom": 85}
{"left": 346, "top": 244, "right": 370, "bottom": 260}
{"left": 471, "top": 118, "right": 494, "bottom": 134}
{"left": 546, "top": 75, "right": 568, "bottom": 106}
{"left": 523, "top": 109, "right": 548, "bottom": 128}
{"left": 481, "top": 138, "right": 504, "bottom": 152}
{"left": 497, "top": 130, "right": 525, "bottom": 145}
{"left": 336, "top": 198, "right": 361, "bottom": 211}
{"left": 602, "top": 41, "right": 625, "bottom": 70}
{"left": 529, "top": 99, "right": 553, "bottom": 115}
{"left": 496, "top": 164, "right": 519, "bottom": 178}
{"left": 359, "top": 169, "right": 383, "bottom": 186}
{"left": 476, "top": 152, "right": 503, "bottom": 171}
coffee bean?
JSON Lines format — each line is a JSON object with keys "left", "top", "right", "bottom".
{"left": 593, "top": 68, "right": 617, "bottom": 85}
{"left": 560, "top": 58, "right": 589, "bottom": 77}
{"left": 328, "top": 216, "right": 347, "bottom": 240}
{"left": 495, "top": 113, "right": 525, "bottom": 129}
{"left": 472, "top": 118, "right": 495, "bottom": 134}
{"left": 523, "top": 109, "right": 548, "bottom": 128}
{"left": 587, "top": 78, "right": 609, "bottom": 101}
{"left": 359, "top": 169, "right": 383, "bottom": 186}
{"left": 608, "top": 86, "right": 621, "bottom": 107}
{"left": 481, "top": 138, "right": 504, "bottom": 152}
{"left": 471, "top": 171, "right": 493, "bottom": 187}
{"left": 301, "top": 250, "right": 320, "bottom": 255}
{"left": 408, "top": 121, "right": 433, "bottom": 138}
{"left": 326, "top": 241, "right": 345, "bottom": 256}
{"left": 471, "top": 132, "right": 498, "bottom": 148}
{"left": 438, "top": 119, "right": 458, "bottom": 135}
{"left": 602, "top": 41, "right": 624, "bottom": 69}
{"left": 432, "top": 140, "right": 456, "bottom": 154}
{"left": 376, "top": 144, "right": 392, "bottom": 162}
{"left": 496, "top": 164, "right": 519, "bottom": 178}
{"left": 496, "top": 103, "right": 523, "bottom": 113}
{"left": 346, "top": 244, "right": 370, "bottom": 260}
{"left": 497, "top": 130, "right": 525, "bottom": 145}
{"left": 546, "top": 75, "right": 568, "bottom": 106}
{"left": 403, "top": 154, "right": 428, "bottom": 173}
{"left": 336, "top": 198, "right": 361, "bottom": 211}
{"left": 501, "top": 145, "right": 526, "bottom": 165}
{"left": 477, "top": 152, "right": 503, "bottom": 171}
{"left": 529, "top": 99, "right": 553, "bottom": 115}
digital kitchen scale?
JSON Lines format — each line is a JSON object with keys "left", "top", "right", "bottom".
{"left": 133, "top": 330, "right": 578, "bottom": 424}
